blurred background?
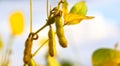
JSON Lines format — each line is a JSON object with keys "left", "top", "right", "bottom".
{"left": 0, "top": 0, "right": 120, "bottom": 66}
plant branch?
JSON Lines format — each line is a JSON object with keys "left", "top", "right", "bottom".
{"left": 33, "top": 24, "right": 48, "bottom": 36}
{"left": 30, "top": 0, "right": 32, "bottom": 32}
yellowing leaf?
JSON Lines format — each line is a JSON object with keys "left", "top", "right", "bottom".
{"left": 0, "top": 35, "right": 3, "bottom": 49}
{"left": 47, "top": 55, "right": 60, "bottom": 66}
{"left": 9, "top": 11, "right": 24, "bottom": 35}
{"left": 28, "top": 59, "right": 36, "bottom": 66}
{"left": 102, "top": 60, "right": 118, "bottom": 66}
{"left": 64, "top": 13, "right": 94, "bottom": 25}
{"left": 62, "top": 0, "right": 68, "bottom": 16}
{"left": 70, "top": 1, "right": 87, "bottom": 16}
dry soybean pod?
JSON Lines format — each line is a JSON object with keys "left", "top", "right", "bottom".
{"left": 23, "top": 33, "right": 33, "bottom": 65}
{"left": 55, "top": 11, "right": 68, "bottom": 48}
{"left": 48, "top": 26, "right": 56, "bottom": 57}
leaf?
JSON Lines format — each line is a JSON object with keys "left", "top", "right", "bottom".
{"left": 9, "top": 11, "right": 24, "bottom": 35}
{"left": 47, "top": 55, "right": 60, "bottom": 66}
{"left": 92, "top": 48, "right": 120, "bottom": 66}
{"left": 70, "top": 1, "right": 87, "bottom": 16}
{"left": 64, "top": 13, "right": 94, "bottom": 25}
{"left": 62, "top": 0, "right": 68, "bottom": 16}
{"left": 0, "top": 35, "right": 3, "bottom": 49}
{"left": 60, "top": 60, "right": 73, "bottom": 66}
{"left": 28, "top": 59, "right": 36, "bottom": 66}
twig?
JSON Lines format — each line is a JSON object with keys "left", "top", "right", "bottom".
{"left": 33, "top": 24, "right": 48, "bottom": 36}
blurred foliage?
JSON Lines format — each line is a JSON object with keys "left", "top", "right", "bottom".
{"left": 39, "top": 37, "right": 48, "bottom": 45}
{"left": 60, "top": 60, "right": 73, "bottom": 66}
{"left": 9, "top": 11, "right": 24, "bottom": 35}
{"left": 47, "top": 54, "right": 60, "bottom": 66}
{"left": 92, "top": 48, "right": 120, "bottom": 66}
{"left": 0, "top": 35, "right": 3, "bottom": 49}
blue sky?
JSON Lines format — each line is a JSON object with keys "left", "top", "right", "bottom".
{"left": 0, "top": 0, "right": 120, "bottom": 66}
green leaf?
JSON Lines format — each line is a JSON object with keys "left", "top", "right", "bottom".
{"left": 92, "top": 48, "right": 120, "bottom": 66}
{"left": 70, "top": 1, "right": 87, "bottom": 16}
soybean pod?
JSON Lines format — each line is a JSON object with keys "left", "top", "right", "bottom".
{"left": 48, "top": 27, "right": 56, "bottom": 57}
{"left": 55, "top": 11, "right": 68, "bottom": 48}
{"left": 23, "top": 33, "right": 33, "bottom": 64}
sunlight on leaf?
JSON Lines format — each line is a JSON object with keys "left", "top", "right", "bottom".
{"left": 28, "top": 59, "right": 36, "bottom": 66}
{"left": 0, "top": 35, "right": 3, "bottom": 49}
{"left": 64, "top": 13, "right": 94, "bottom": 25}
{"left": 70, "top": 1, "right": 87, "bottom": 16}
{"left": 9, "top": 11, "right": 24, "bottom": 35}
{"left": 92, "top": 48, "right": 120, "bottom": 66}
{"left": 62, "top": 0, "right": 68, "bottom": 16}
{"left": 48, "top": 55, "right": 60, "bottom": 66}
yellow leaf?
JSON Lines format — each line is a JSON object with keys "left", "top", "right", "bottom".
{"left": 0, "top": 35, "right": 3, "bottom": 49}
{"left": 9, "top": 11, "right": 24, "bottom": 35}
{"left": 47, "top": 55, "right": 60, "bottom": 66}
{"left": 64, "top": 13, "right": 94, "bottom": 25}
